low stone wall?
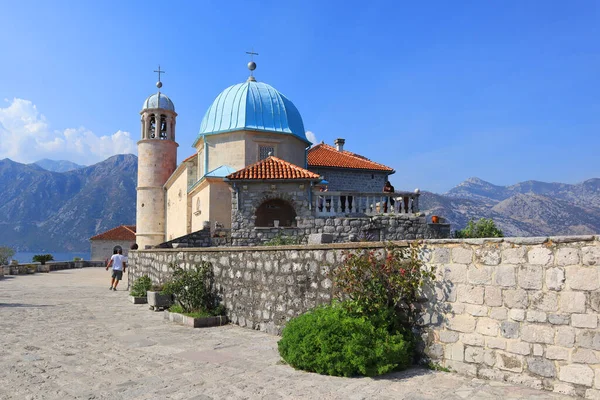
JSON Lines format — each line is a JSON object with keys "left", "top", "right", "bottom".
{"left": 231, "top": 215, "right": 450, "bottom": 246}
{"left": 128, "top": 235, "right": 600, "bottom": 397}
{"left": 2, "top": 261, "right": 104, "bottom": 275}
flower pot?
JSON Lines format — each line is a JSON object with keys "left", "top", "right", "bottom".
{"left": 431, "top": 215, "right": 439, "bottom": 224}
{"left": 147, "top": 291, "right": 173, "bottom": 311}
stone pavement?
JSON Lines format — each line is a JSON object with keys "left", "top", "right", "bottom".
{"left": 0, "top": 269, "right": 577, "bottom": 400}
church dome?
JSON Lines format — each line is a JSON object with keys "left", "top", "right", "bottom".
{"left": 198, "top": 81, "right": 308, "bottom": 143}
{"left": 142, "top": 93, "right": 175, "bottom": 112}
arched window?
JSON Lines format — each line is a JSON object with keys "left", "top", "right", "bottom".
{"left": 149, "top": 115, "right": 156, "bottom": 138}
{"left": 160, "top": 115, "right": 167, "bottom": 139}
{"left": 255, "top": 199, "right": 296, "bottom": 227}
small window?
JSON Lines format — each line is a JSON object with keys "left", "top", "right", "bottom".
{"left": 371, "top": 174, "right": 374, "bottom": 179}
{"left": 259, "top": 145, "right": 275, "bottom": 160}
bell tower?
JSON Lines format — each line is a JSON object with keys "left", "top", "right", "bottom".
{"left": 136, "top": 66, "right": 178, "bottom": 249}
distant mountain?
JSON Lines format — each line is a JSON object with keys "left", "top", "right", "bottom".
{"left": 422, "top": 177, "right": 600, "bottom": 236}
{"left": 33, "top": 159, "right": 85, "bottom": 173}
{"left": 0, "top": 154, "right": 137, "bottom": 252}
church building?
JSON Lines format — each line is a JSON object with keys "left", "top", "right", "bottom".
{"left": 135, "top": 61, "right": 437, "bottom": 249}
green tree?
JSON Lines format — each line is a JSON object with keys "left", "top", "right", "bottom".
{"left": 32, "top": 254, "right": 54, "bottom": 265}
{"left": 455, "top": 218, "right": 503, "bottom": 238}
{"left": 0, "top": 246, "right": 15, "bottom": 265}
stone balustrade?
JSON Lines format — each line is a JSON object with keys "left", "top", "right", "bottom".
{"left": 313, "top": 190, "right": 420, "bottom": 217}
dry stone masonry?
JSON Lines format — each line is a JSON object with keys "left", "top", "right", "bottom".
{"left": 128, "top": 235, "right": 600, "bottom": 398}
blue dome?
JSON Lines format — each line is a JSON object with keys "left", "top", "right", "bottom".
{"left": 142, "top": 93, "right": 175, "bottom": 112}
{"left": 198, "top": 81, "right": 308, "bottom": 143}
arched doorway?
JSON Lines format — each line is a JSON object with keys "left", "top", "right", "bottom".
{"left": 255, "top": 199, "right": 296, "bottom": 227}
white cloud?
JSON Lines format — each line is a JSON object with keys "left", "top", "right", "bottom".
{"left": 0, "top": 98, "right": 136, "bottom": 165}
{"left": 305, "top": 130, "right": 317, "bottom": 145}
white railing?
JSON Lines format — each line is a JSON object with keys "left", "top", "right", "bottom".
{"left": 313, "top": 190, "right": 420, "bottom": 217}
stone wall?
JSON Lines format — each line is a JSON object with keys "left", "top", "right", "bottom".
{"left": 91, "top": 239, "right": 135, "bottom": 261}
{"left": 307, "top": 167, "right": 389, "bottom": 192}
{"left": 128, "top": 235, "right": 600, "bottom": 397}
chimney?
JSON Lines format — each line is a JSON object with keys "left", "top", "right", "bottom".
{"left": 334, "top": 138, "right": 345, "bottom": 152}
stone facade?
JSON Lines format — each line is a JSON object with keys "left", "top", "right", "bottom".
{"left": 307, "top": 167, "right": 389, "bottom": 192}
{"left": 129, "top": 235, "right": 600, "bottom": 397}
{"left": 90, "top": 239, "right": 136, "bottom": 261}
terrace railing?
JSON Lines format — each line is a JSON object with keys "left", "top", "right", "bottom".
{"left": 313, "top": 190, "right": 420, "bottom": 217}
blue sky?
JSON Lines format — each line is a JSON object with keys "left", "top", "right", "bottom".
{"left": 0, "top": 1, "right": 598, "bottom": 192}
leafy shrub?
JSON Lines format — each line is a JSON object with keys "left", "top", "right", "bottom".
{"left": 73, "top": 257, "right": 82, "bottom": 261}
{"left": 130, "top": 275, "right": 152, "bottom": 298}
{"left": 454, "top": 218, "right": 503, "bottom": 238}
{"left": 32, "top": 254, "right": 54, "bottom": 265}
{"left": 278, "top": 303, "right": 411, "bottom": 377}
{"left": 162, "top": 262, "right": 222, "bottom": 314}
{"left": 333, "top": 242, "right": 435, "bottom": 330}
{"left": 263, "top": 234, "right": 298, "bottom": 246}
{"left": 169, "top": 303, "right": 225, "bottom": 318}
{"left": 0, "top": 246, "right": 15, "bottom": 265}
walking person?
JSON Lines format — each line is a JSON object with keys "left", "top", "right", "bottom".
{"left": 106, "top": 248, "right": 126, "bottom": 291}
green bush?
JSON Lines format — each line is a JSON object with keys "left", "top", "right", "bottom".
{"left": 32, "top": 254, "right": 54, "bottom": 265}
{"left": 278, "top": 303, "right": 411, "bottom": 377}
{"left": 0, "top": 246, "right": 15, "bottom": 265}
{"left": 263, "top": 234, "right": 298, "bottom": 246}
{"left": 162, "top": 262, "right": 223, "bottom": 314}
{"left": 454, "top": 218, "right": 503, "bottom": 238}
{"left": 130, "top": 275, "right": 152, "bottom": 298}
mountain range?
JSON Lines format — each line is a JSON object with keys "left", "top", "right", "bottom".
{"left": 420, "top": 177, "right": 600, "bottom": 237}
{"left": 0, "top": 154, "right": 597, "bottom": 251}
{"left": 0, "top": 154, "right": 136, "bottom": 252}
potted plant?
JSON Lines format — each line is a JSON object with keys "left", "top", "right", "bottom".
{"left": 147, "top": 285, "right": 173, "bottom": 311}
{"left": 129, "top": 275, "right": 152, "bottom": 304}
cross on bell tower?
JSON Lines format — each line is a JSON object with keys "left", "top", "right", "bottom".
{"left": 154, "top": 65, "right": 165, "bottom": 90}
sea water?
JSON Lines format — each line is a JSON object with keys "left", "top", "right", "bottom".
{"left": 12, "top": 252, "right": 91, "bottom": 263}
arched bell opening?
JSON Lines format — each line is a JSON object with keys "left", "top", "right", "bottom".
{"left": 255, "top": 199, "right": 297, "bottom": 227}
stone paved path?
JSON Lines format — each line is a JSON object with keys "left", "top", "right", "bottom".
{"left": 0, "top": 269, "right": 577, "bottom": 400}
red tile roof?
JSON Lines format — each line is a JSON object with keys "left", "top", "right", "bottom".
{"left": 226, "top": 156, "right": 321, "bottom": 180}
{"left": 90, "top": 225, "right": 136, "bottom": 241}
{"left": 307, "top": 143, "right": 394, "bottom": 172}
{"left": 182, "top": 153, "right": 196, "bottom": 163}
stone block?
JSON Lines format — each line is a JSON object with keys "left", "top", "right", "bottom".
{"left": 546, "top": 346, "right": 569, "bottom": 360}
{"left": 490, "top": 307, "right": 507, "bottom": 320}
{"left": 518, "top": 265, "right": 543, "bottom": 290}
{"left": 559, "top": 364, "right": 594, "bottom": 387}
{"left": 475, "top": 247, "right": 501, "bottom": 265}
{"left": 464, "top": 346, "right": 483, "bottom": 363}
{"left": 445, "top": 360, "right": 477, "bottom": 376}
{"left": 586, "top": 389, "right": 600, "bottom": 400}
{"left": 452, "top": 247, "right": 473, "bottom": 264}
{"left": 461, "top": 333, "right": 484, "bottom": 346}
{"left": 477, "top": 318, "right": 499, "bottom": 336}
{"left": 530, "top": 291, "right": 558, "bottom": 312}
{"left": 425, "top": 343, "right": 444, "bottom": 359}
{"left": 457, "top": 285, "right": 484, "bottom": 305}
{"left": 533, "top": 344, "right": 544, "bottom": 356}
{"left": 560, "top": 291, "right": 587, "bottom": 313}
{"left": 526, "top": 357, "right": 556, "bottom": 378}
{"left": 467, "top": 265, "right": 493, "bottom": 285}
{"left": 572, "top": 314, "right": 598, "bottom": 329}
{"left": 592, "top": 292, "right": 600, "bottom": 313}
{"left": 528, "top": 248, "right": 553, "bottom": 265}
{"left": 495, "top": 265, "right": 517, "bottom": 287}
{"left": 521, "top": 325, "right": 554, "bottom": 344}
{"left": 464, "top": 304, "right": 488, "bottom": 317}
{"left": 446, "top": 314, "right": 477, "bottom": 333}
{"left": 307, "top": 233, "right": 333, "bottom": 244}
{"left": 526, "top": 310, "right": 547, "bottom": 323}
{"left": 503, "top": 289, "right": 528, "bottom": 309}
{"left": 596, "top": 367, "right": 600, "bottom": 389}
{"left": 553, "top": 383, "right": 577, "bottom": 396}
{"left": 577, "top": 330, "right": 600, "bottom": 350}
{"left": 496, "top": 351, "right": 524, "bottom": 372}
{"left": 548, "top": 314, "right": 570, "bottom": 325}
{"left": 500, "top": 321, "right": 520, "bottom": 339}
{"left": 546, "top": 267, "right": 566, "bottom": 291}
{"left": 507, "top": 341, "right": 530, "bottom": 355}
{"left": 555, "top": 326, "right": 575, "bottom": 347}
{"left": 484, "top": 286, "right": 503, "bottom": 307}
{"left": 582, "top": 246, "right": 600, "bottom": 266}
{"left": 444, "top": 342, "right": 464, "bottom": 361}
{"left": 572, "top": 348, "right": 599, "bottom": 364}
{"left": 433, "top": 247, "right": 451, "bottom": 264}
{"left": 486, "top": 337, "right": 507, "bottom": 350}
{"left": 502, "top": 247, "right": 527, "bottom": 264}
{"left": 438, "top": 330, "right": 459, "bottom": 343}
{"left": 566, "top": 266, "right": 600, "bottom": 291}
{"left": 443, "top": 264, "right": 467, "bottom": 283}
{"left": 555, "top": 247, "right": 580, "bottom": 266}
{"left": 509, "top": 309, "right": 525, "bottom": 321}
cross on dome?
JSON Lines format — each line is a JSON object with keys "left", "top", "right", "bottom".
{"left": 154, "top": 65, "right": 166, "bottom": 89}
